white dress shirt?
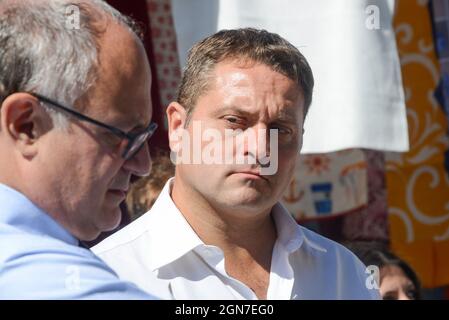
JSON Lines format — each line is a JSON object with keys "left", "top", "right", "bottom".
{"left": 93, "top": 179, "right": 380, "bottom": 300}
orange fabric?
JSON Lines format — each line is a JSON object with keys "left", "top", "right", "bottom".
{"left": 387, "top": 0, "right": 449, "bottom": 288}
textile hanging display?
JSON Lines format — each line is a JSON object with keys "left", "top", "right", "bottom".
{"left": 387, "top": 0, "right": 449, "bottom": 288}
{"left": 146, "top": 0, "right": 182, "bottom": 131}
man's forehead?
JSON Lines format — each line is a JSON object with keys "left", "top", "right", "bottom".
{"left": 212, "top": 60, "right": 301, "bottom": 94}
{"left": 206, "top": 63, "right": 303, "bottom": 112}
{"left": 114, "top": 100, "right": 153, "bottom": 129}
{"left": 83, "top": 86, "right": 152, "bottom": 131}
{"left": 86, "top": 19, "right": 152, "bottom": 130}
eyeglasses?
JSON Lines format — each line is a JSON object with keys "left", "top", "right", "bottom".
{"left": 31, "top": 93, "right": 158, "bottom": 160}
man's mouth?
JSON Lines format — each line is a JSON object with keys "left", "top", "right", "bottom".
{"left": 231, "top": 170, "right": 268, "bottom": 181}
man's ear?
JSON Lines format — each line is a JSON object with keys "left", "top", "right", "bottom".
{"left": 0, "top": 93, "right": 49, "bottom": 158}
{"left": 166, "top": 102, "right": 187, "bottom": 151}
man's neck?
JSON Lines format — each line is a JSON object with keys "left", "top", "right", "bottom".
{"left": 171, "top": 176, "right": 277, "bottom": 251}
{"left": 171, "top": 176, "right": 277, "bottom": 299}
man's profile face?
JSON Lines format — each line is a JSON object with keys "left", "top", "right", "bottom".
{"left": 176, "top": 59, "right": 305, "bottom": 216}
{"left": 39, "top": 24, "right": 153, "bottom": 240}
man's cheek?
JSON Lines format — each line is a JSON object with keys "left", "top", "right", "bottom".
{"left": 277, "top": 150, "right": 298, "bottom": 176}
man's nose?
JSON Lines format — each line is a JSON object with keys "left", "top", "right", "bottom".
{"left": 248, "top": 123, "right": 270, "bottom": 159}
{"left": 123, "top": 142, "right": 152, "bottom": 177}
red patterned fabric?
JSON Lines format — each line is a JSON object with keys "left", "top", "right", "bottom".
{"left": 146, "top": 0, "right": 182, "bottom": 117}
{"left": 342, "top": 150, "right": 389, "bottom": 241}
{"left": 107, "top": 0, "right": 169, "bottom": 150}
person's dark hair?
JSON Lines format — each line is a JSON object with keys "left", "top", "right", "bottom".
{"left": 178, "top": 28, "right": 314, "bottom": 124}
{"left": 346, "top": 241, "right": 421, "bottom": 300}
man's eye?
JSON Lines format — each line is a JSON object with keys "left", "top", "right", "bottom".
{"left": 225, "top": 116, "right": 239, "bottom": 123}
{"left": 223, "top": 116, "right": 245, "bottom": 128}
{"left": 270, "top": 124, "right": 292, "bottom": 135}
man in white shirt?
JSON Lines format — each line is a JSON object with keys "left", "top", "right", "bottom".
{"left": 93, "top": 28, "right": 380, "bottom": 300}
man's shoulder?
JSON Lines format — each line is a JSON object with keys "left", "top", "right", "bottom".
{"left": 296, "top": 225, "right": 368, "bottom": 271}
{"left": 274, "top": 203, "right": 361, "bottom": 262}
{"left": 300, "top": 226, "right": 350, "bottom": 252}
{"left": 0, "top": 222, "right": 87, "bottom": 261}
{"left": 0, "top": 222, "right": 103, "bottom": 278}
{"left": 0, "top": 221, "right": 153, "bottom": 299}
{"left": 294, "top": 226, "right": 380, "bottom": 299}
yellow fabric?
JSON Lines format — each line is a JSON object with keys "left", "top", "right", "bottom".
{"left": 387, "top": 0, "right": 449, "bottom": 288}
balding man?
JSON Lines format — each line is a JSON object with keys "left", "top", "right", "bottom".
{"left": 0, "top": 0, "right": 157, "bottom": 299}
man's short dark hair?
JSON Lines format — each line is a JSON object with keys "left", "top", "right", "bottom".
{"left": 177, "top": 28, "right": 314, "bottom": 122}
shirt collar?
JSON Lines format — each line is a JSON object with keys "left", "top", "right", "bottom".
{"left": 271, "top": 202, "right": 327, "bottom": 254}
{"left": 145, "top": 178, "right": 327, "bottom": 270}
{"left": 146, "top": 178, "right": 204, "bottom": 271}
{"left": 0, "top": 183, "right": 79, "bottom": 246}
{"left": 271, "top": 202, "right": 304, "bottom": 253}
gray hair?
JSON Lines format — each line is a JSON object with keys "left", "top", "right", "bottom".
{"left": 0, "top": 0, "right": 140, "bottom": 128}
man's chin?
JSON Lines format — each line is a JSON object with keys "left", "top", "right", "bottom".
{"left": 98, "top": 206, "right": 123, "bottom": 232}
{"left": 233, "top": 181, "right": 269, "bottom": 196}
{"left": 222, "top": 188, "right": 271, "bottom": 209}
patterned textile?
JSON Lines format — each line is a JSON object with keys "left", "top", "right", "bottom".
{"left": 430, "top": 0, "right": 449, "bottom": 176}
{"left": 386, "top": 0, "right": 449, "bottom": 287}
{"left": 282, "top": 149, "right": 368, "bottom": 221}
{"left": 146, "top": 0, "right": 182, "bottom": 130}
{"left": 342, "top": 150, "right": 389, "bottom": 242}
{"left": 106, "top": 0, "right": 168, "bottom": 149}
{"left": 291, "top": 150, "right": 389, "bottom": 243}
{"left": 432, "top": 0, "right": 449, "bottom": 123}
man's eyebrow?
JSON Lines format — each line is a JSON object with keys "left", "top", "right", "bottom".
{"left": 211, "top": 105, "right": 299, "bottom": 122}
{"left": 275, "top": 111, "right": 297, "bottom": 122}
{"left": 211, "top": 105, "right": 255, "bottom": 117}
